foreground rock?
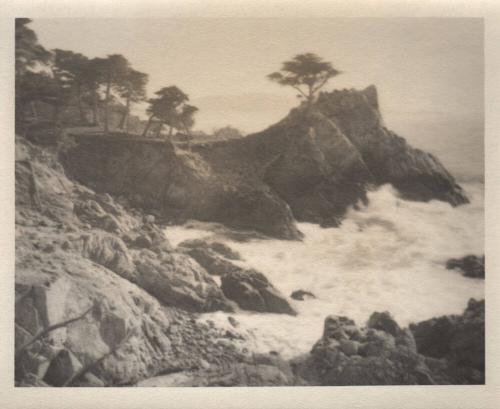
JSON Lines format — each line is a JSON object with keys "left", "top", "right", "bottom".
{"left": 292, "top": 312, "right": 446, "bottom": 385}
{"left": 138, "top": 352, "right": 298, "bottom": 387}
{"left": 292, "top": 300, "right": 484, "bottom": 385}
{"left": 15, "top": 136, "right": 241, "bottom": 386}
{"left": 410, "top": 299, "right": 485, "bottom": 384}
{"left": 178, "top": 238, "right": 296, "bottom": 315}
{"left": 178, "top": 239, "right": 242, "bottom": 276}
{"left": 446, "top": 255, "right": 485, "bottom": 279}
{"left": 61, "top": 85, "right": 467, "bottom": 239}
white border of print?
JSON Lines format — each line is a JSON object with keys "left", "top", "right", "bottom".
{"left": 0, "top": 1, "right": 498, "bottom": 408}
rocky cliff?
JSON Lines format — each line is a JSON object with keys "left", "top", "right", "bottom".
{"left": 291, "top": 299, "right": 484, "bottom": 386}
{"left": 59, "top": 85, "right": 468, "bottom": 239}
{"left": 14, "top": 135, "right": 481, "bottom": 387}
{"left": 15, "top": 135, "right": 295, "bottom": 386}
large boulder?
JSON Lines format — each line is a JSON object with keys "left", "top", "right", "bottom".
{"left": 133, "top": 250, "right": 233, "bottom": 313}
{"left": 220, "top": 269, "right": 296, "bottom": 315}
{"left": 74, "top": 199, "right": 122, "bottom": 233}
{"left": 14, "top": 271, "right": 172, "bottom": 386}
{"left": 178, "top": 239, "right": 241, "bottom": 260}
{"left": 178, "top": 239, "right": 242, "bottom": 276}
{"left": 409, "top": 298, "right": 485, "bottom": 383}
{"left": 77, "top": 232, "right": 135, "bottom": 281}
{"left": 292, "top": 312, "right": 455, "bottom": 385}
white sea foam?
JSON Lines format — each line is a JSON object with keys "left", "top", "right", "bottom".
{"left": 165, "top": 182, "right": 484, "bottom": 358}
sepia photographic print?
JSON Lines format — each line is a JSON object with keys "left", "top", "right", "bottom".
{"left": 2, "top": 1, "right": 499, "bottom": 408}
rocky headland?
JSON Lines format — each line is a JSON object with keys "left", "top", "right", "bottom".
{"left": 15, "top": 86, "right": 482, "bottom": 387}
{"left": 60, "top": 86, "right": 468, "bottom": 239}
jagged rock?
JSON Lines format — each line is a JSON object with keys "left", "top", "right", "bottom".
{"left": 15, "top": 136, "right": 245, "bottom": 387}
{"left": 74, "top": 372, "right": 106, "bottom": 387}
{"left": 77, "top": 232, "right": 135, "bottom": 281}
{"left": 291, "top": 289, "right": 316, "bottom": 301}
{"left": 134, "top": 250, "right": 233, "bottom": 312}
{"left": 133, "top": 234, "right": 153, "bottom": 249}
{"left": 446, "top": 255, "right": 485, "bottom": 279}
{"left": 221, "top": 269, "right": 296, "bottom": 315}
{"left": 43, "top": 349, "right": 83, "bottom": 386}
{"left": 17, "top": 373, "right": 50, "bottom": 387}
{"left": 139, "top": 353, "right": 297, "bottom": 386}
{"left": 16, "top": 350, "right": 52, "bottom": 381}
{"left": 409, "top": 298, "right": 484, "bottom": 383}
{"left": 315, "top": 86, "right": 468, "bottom": 206}
{"left": 227, "top": 316, "right": 239, "bottom": 328}
{"left": 323, "top": 316, "right": 356, "bottom": 341}
{"left": 179, "top": 239, "right": 241, "bottom": 260}
{"left": 367, "top": 311, "right": 401, "bottom": 337}
{"left": 209, "top": 242, "right": 241, "bottom": 260}
{"left": 15, "top": 295, "right": 42, "bottom": 336}
{"left": 339, "top": 339, "right": 360, "bottom": 356}
{"left": 181, "top": 246, "right": 240, "bottom": 276}
{"left": 294, "top": 313, "right": 452, "bottom": 385}
{"left": 74, "top": 199, "right": 122, "bottom": 233}
{"left": 62, "top": 86, "right": 467, "bottom": 238}
{"left": 177, "top": 239, "right": 242, "bottom": 276}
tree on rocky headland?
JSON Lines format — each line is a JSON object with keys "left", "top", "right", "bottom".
{"left": 15, "top": 18, "right": 51, "bottom": 76}
{"left": 268, "top": 53, "right": 341, "bottom": 106}
{"left": 142, "top": 86, "right": 195, "bottom": 138}
{"left": 117, "top": 69, "right": 149, "bottom": 132}
{"left": 96, "top": 54, "right": 132, "bottom": 133}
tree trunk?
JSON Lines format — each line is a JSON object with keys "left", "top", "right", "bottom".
{"left": 119, "top": 96, "right": 130, "bottom": 131}
{"left": 92, "top": 91, "right": 99, "bottom": 126}
{"left": 142, "top": 115, "right": 154, "bottom": 137}
{"left": 76, "top": 84, "right": 85, "bottom": 123}
{"left": 156, "top": 122, "right": 164, "bottom": 138}
{"left": 307, "top": 84, "right": 314, "bottom": 107}
{"left": 168, "top": 126, "right": 173, "bottom": 138}
{"left": 103, "top": 80, "right": 111, "bottom": 134}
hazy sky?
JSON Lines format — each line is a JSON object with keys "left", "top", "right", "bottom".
{"left": 32, "top": 18, "right": 483, "bottom": 132}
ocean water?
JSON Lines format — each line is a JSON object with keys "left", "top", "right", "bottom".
{"left": 165, "top": 182, "right": 484, "bottom": 358}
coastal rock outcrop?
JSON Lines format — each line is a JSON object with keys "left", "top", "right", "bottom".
{"left": 409, "top": 298, "right": 485, "bottom": 384}
{"left": 446, "top": 255, "right": 485, "bottom": 279}
{"left": 60, "top": 85, "right": 467, "bottom": 239}
{"left": 292, "top": 299, "right": 484, "bottom": 386}
{"left": 15, "top": 136, "right": 243, "bottom": 386}
{"left": 315, "top": 86, "right": 468, "bottom": 206}
{"left": 177, "top": 239, "right": 242, "bottom": 276}
{"left": 221, "top": 269, "right": 297, "bottom": 315}
{"left": 291, "top": 290, "right": 316, "bottom": 301}
{"left": 292, "top": 312, "right": 447, "bottom": 385}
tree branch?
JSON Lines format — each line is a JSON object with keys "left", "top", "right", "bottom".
{"left": 312, "top": 75, "right": 330, "bottom": 95}
{"left": 291, "top": 85, "right": 308, "bottom": 99}
{"left": 15, "top": 305, "right": 94, "bottom": 357}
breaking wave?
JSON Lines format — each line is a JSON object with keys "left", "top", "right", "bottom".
{"left": 165, "top": 182, "right": 484, "bottom": 358}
